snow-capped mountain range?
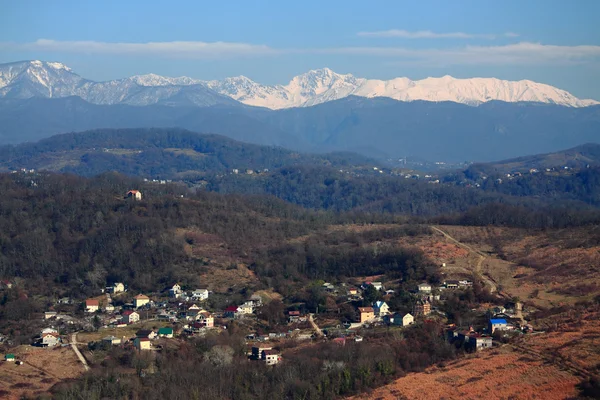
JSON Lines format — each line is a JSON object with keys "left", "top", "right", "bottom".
{"left": 1, "top": 60, "right": 598, "bottom": 109}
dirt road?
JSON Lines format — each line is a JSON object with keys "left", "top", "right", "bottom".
{"left": 430, "top": 226, "right": 498, "bottom": 293}
{"left": 70, "top": 332, "right": 89, "bottom": 371}
{"left": 308, "top": 314, "right": 323, "bottom": 337}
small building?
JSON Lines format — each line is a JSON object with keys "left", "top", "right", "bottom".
{"left": 191, "top": 289, "right": 209, "bottom": 301}
{"left": 121, "top": 310, "right": 140, "bottom": 324}
{"left": 104, "top": 304, "right": 115, "bottom": 313}
{"left": 373, "top": 301, "right": 390, "bottom": 317}
{"left": 238, "top": 302, "right": 254, "bottom": 315}
{"left": 133, "top": 294, "right": 150, "bottom": 308}
{"left": 158, "top": 327, "right": 174, "bottom": 338}
{"left": 134, "top": 337, "right": 151, "bottom": 351}
{"left": 389, "top": 313, "right": 414, "bottom": 327}
{"left": 5, "top": 353, "right": 15, "bottom": 362}
{"left": 251, "top": 345, "right": 272, "bottom": 360}
{"left": 107, "top": 282, "right": 125, "bottom": 293}
{"left": 418, "top": 283, "right": 432, "bottom": 293}
{"left": 445, "top": 280, "right": 459, "bottom": 289}
{"left": 468, "top": 335, "right": 493, "bottom": 351}
{"left": 102, "top": 336, "right": 122, "bottom": 345}
{"left": 41, "top": 332, "right": 60, "bottom": 347}
{"left": 224, "top": 306, "right": 239, "bottom": 319}
{"left": 358, "top": 307, "right": 375, "bottom": 323}
{"left": 136, "top": 329, "right": 157, "bottom": 340}
{"left": 347, "top": 287, "right": 359, "bottom": 296}
{"left": 196, "top": 311, "right": 214, "bottom": 328}
{"left": 169, "top": 284, "right": 182, "bottom": 298}
{"left": 489, "top": 318, "right": 508, "bottom": 334}
{"left": 288, "top": 310, "right": 302, "bottom": 323}
{"left": 262, "top": 349, "right": 281, "bottom": 365}
{"left": 85, "top": 299, "right": 99, "bottom": 313}
{"left": 126, "top": 190, "right": 142, "bottom": 200}
{"left": 44, "top": 311, "right": 58, "bottom": 319}
{"left": 369, "top": 282, "right": 383, "bottom": 291}
{"left": 414, "top": 300, "right": 431, "bottom": 316}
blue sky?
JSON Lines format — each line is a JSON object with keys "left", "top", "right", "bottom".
{"left": 1, "top": 0, "right": 600, "bottom": 99}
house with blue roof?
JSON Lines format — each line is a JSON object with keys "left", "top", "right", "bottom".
{"left": 489, "top": 318, "right": 508, "bottom": 333}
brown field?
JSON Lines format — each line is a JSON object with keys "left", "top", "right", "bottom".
{"left": 349, "top": 347, "right": 580, "bottom": 400}
{"left": 0, "top": 346, "right": 85, "bottom": 400}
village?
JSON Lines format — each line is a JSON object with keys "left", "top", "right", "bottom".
{"left": 1, "top": 273, "right": 534, "bottom": 373}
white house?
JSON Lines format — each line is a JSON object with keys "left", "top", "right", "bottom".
{"left": 85, "top": 299, "right": 99, "bottom": 313}
{"left": 133, "top": 294, "right": 150, "bottom": 308}
{"left": 418, "top": 283, "right": 432, "bottom": 293}
{"left": 238, "top": 302, "right": 254, "bottom": 315}
{"left": 126, "top": 190, "right": 142, "bottom": 200}
{"left": 102, "top": 335, "right": 122, "bottom": 345}
{"left": 373, "top": 301, "right": 390, "bottom": 317}
{"left": 169, "top": 284, "right": 182, "bottom": 298}
{"left": 41, "top": 332, "right": 60, "bottom": 347}
{"left": 390, "top": 313, "right": 414, "bottom": 327}
{"left": 262, "top": 349, "right": 281, "bottom": 365}
{"left": 370, "top": 282, "right": 383, "bottom": 291}
{"left": 121, "top": 310, "right": 140, "bottom": 324}
{"left": 107, "top": 282, "right": 125, "bottom": 293}
{"left": 191, "top": 289, "right": 209, "bottom": 301}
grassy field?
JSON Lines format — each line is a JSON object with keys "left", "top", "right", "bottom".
{"left": 0, "top": 346, "right": 84, "bottom": 400}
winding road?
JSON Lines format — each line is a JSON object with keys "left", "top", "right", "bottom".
{"left": 430, "top": 226, "right": 499, "bottom": 294}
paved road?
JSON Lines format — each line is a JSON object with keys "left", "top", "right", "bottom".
{"left": 430, "top": 225, "right": 498, "bottom": 293}
{"left": 70, "top": 333, "right": 90, "bottom": 371}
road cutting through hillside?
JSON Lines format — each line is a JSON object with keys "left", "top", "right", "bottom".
{"left": 70, "top": 333, "right": 90, "bottom": 371}
{"left": 430, "top": 226, "right": 499, "bottom": 294}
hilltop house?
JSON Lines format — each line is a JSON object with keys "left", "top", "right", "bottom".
{"left": 44, "top": 311, "right": 58, "bottom": 319}
{"left": 85, "top": 299, "right": 99, "bottom": 313}
{"left": 126, "top": 190, "right": 142, "bottom": 200}
{"left": 133, "top": 294, "right": 150, "bottom": 308}
{"left": 373, "top": 301, "right": 390, "bottom": 317}
{"left": 121, "top": 310, "right": 140, "bottom": 324}
{"left": 5, "top": 354, "right": 15, "bottom": 362}
{"left": 445, "top": 280, "right": 459, "bottom": 289}
{"left": 358, "top": 307, "right": 375, "bottom": 323}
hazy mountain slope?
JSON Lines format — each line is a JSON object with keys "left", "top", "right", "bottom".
{"left": 1, "top": 96, "right": 599, "bottom": 162}
{"left": 0, "top": 128, "right": 374, "bottom": 178}
{"left": 0, "top": 97, "right": 296, "bottom": 147}
{"left": 255, "top": 97, "right": 600, "bottom": 161}
{"left": 465, "top": 143, "right": 600, "bottom": 176}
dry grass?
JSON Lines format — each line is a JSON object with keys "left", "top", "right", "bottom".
{"left": 349, "top": 347, "right": 580, "bottom": 400}
{"left": 0, "top": 346, "right": 85, "bottom": 400}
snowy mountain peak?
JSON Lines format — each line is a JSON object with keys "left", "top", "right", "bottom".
{"left": 128, "top": 73, "right": 202, "bottom": 87}
{"left": 0, "top": 60, "right": 597, "bottom": 109}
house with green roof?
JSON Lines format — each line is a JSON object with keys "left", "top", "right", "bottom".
{"left": 5, "top": 353, "right": 15, "bottom": 362}
{"left": 158, "top": 327, "right": 174, "bottom": 338}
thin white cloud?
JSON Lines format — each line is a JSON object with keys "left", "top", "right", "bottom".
{"left": 314, "top": 42, "right": 600, "bottom": 65}
{"left": 1, "top": 39, "right": 599, "bottom": 67}
{"left": 356, "top": 29, "right": 519, "bottom": 40}
{"left": 0, "top": 39, "right": 277, "bottom": 58}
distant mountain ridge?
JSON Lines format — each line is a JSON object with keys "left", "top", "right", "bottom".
{"left": 0, "top": 60, "right": 597, "bottom": 109}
